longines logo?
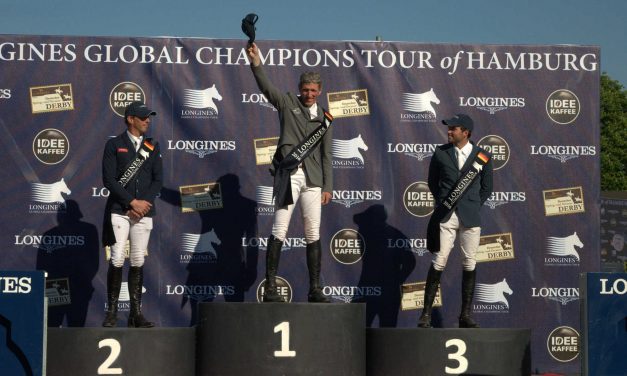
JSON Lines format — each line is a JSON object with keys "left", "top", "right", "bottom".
{"left": 546, "top": 89, "right": 580, "bottom": 124}
{"left": 400, "top": 89, "right": 440, "bottom": 122}
{"left": 166, "top": 284, "right": 235, "bottom": 301}
{"left": 332, "top": 190, "right": 382, "bottom": 208}
{"left": 255, "top": 186, "right": 276, "bottom": 215}
{"left": 476, "top": 135, "right": 509, "bottom": 170}
{"left": 30, "top": 178, "right": 71, "bottom": 213}
{"left": 387, "top": 238, "right": 429, "bottom": 256}
{"left": 0, "top": 88, "right": 11, "bottom": 99}
{"left": 241, "top": 237, "right": 306, "bottom": 251}
{"left": 109, "top": 82, "right": 145, "bottom": 117}
{"left": 15, "top": 234, "right": 85, "bottom": 253}
{"left": 484, "top": 191, "right": 526, "bottom": 209}
{"left": 547, "top": 326, "right": 580, "bottom": 362}
{"left": 180, "top": 231, "right": 221, "bottom": 264}
{"left": 386, "top": 142, "right": 438, "bottom": 161}
{"left": 599, "top": 278, "right": 627, "bottom": 295}
{"left": 403, "top": 182, "right": 434, "bottom": 217}
{"left": 545, "top": 232, "right": 582, "bottom": 266}
{"left": 105, "top": 282, "right": 147, "bottom": 311}
{"left": 531, "top": 286, "right": 579, "bottom": 305}
{"left": 33, "top": 129, "right": 69, "bottom": 165}
{"left": 167, "top": 139, "right": 236, "bottom": 158}
{"left": 91, "top": 187, "right": 110, "bottom": 198}
{"left": 0, "top": 276, "right": 32, "bottom": 294}
{"left": 181, "top": 85, "right": 222, "bottom": 119}
{"left": 473, "top": 278, "right": 513, "bottom": 313}
{"left": 330, "top": 229, "right": 365, "bottom": 264}
{"left": 322, "top": 286, "right": 382, "bottom": 303}
{"left": 242, "top": 92, "right": 276, "bottom": 111}
{"left": 256, "top": 277, "right": 292, "bottom": 302}
{"left": 332, "top": 135, "right": 368, "bottom": 168}
{"left": 459, "top": 96, "right": 525, "bottom": 114}
{"left": 530, "top": 145, "right": 596, "bottom": 163}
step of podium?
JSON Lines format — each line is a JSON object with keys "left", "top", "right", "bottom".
{"left": 196, "top": 302, "right": 366, "bottom": 376}
{"left": 47, "top": 327, "right": 196, "bottom": 376}
{"left": 367, "top": 328, "right": 531, "bottom": 376}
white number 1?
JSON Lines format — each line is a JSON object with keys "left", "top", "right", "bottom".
{"left": 273, "top": 321, "right": 296, "bottom": 357}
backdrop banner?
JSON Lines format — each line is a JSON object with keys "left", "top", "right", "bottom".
{"left": 0, "top": 34, "right": 600, "bottom": 373}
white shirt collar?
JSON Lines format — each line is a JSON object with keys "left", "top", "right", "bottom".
{"left": 309, "top": 103, "right": 318, "bottom": 119}
{"left": 126, "top": 131, "right": 143, "bottom": 149}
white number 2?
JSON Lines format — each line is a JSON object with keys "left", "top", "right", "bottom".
{"left": 98, "top": 338, "right": 123, "bottom": 375}
{"left": 273, "top": 321, "right": 296, "bottom": 357}
{"left": 445, "top": 338, "right": 468, "bottom": 374}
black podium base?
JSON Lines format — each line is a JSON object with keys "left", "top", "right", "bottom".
{"left": 47, "top": 327, "right": 195, "bottom": 376}
{"left": 367, "top": 328, "right": 531, "bottom": 376}
{"left": 196, "top": 302, "right": 366, "bottom": 376}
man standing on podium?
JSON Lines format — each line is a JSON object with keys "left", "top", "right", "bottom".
{"left": 419, "top": 114, "right": 493, "bottom": 328}
{"left": 247, "top": 42, "right": 333, "bottom": 303}
{"left": 101, "top": 101, "right": 162, "bottom": 327}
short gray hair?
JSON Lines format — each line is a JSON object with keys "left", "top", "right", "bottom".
{"left": 299, "top": 71, "right": 322, "bottom": 88}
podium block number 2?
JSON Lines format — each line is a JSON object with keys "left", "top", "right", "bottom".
{"left": 98, "top": 338, "right": 123, "bottom": 375}
{"left": 273, "top": 321, "right": 296, "bottom": 357}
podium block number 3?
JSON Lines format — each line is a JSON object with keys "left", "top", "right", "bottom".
{"left": 273, "top": 321, "right": 296, "bottom": 357}
{"left": 445, "top": 339, "right": 468, "bottom": 375}
{"left": 98, "top": 338, "right": 123, "bottom": 375}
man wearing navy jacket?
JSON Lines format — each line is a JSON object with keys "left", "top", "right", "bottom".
{"left": 101, "top": 101, "right": 162, "bottom": 328}
{"left": 419, "top": 114, "right": 493, "bottom": 328}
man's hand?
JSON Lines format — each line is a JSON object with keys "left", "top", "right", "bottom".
{"left": 321, "top": 191, "right": 332, "bottom": 205}
{"left": 130, "top": 199, "right": 152, "bottom": 216}
{"left": 246, "top": 42, "right": 261, "bottom": 67}
{"left": 126, "top": 209, "right": 143, "bottom": 221}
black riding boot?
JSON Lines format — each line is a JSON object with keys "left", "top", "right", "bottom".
{"left": 102, "top": 264, "right": 123, "bottom": 327}
{"left": 306, "top": 240, "right": 330, "bottom": 303}
{"left": 459, "top": 269, "right": 479, "bottom": 328}
{"left": 418, "top": 264, "right": 442, "bottom": 328}
{"left": 127, "top": 266, "right": 154, "bottom": 328}
{"left": 263, "top": 236, "right": 285, "bottom": 302}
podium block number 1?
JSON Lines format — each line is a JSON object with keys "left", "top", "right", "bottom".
{"left": 273, "top": 321, "right": 296, "bottom": 357}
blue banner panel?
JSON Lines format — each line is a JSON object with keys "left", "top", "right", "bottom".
{"left": 0, "top": 270, "right": 46, "bottom": 376}
{"left": 581, "top": 272, "right": 627, "bottom": 376}
{"left": 0, "top": 34, "right": 600, "bottom": 373}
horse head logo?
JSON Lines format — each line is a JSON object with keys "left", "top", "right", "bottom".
{"left": 402, "top": 88, "right": 440, "bottom": 116}
{"left": 547, "top": 232, "right": 583, "bottom": 261}
{"left": 31, "top": 178, "right": 71, "bottom": 203}
{"left": 475, "top": 278, "right": 513, "bottom": 309}
{"left": 332, "top": 134, "right": 368, "bottom": 163}
{"left": 183, "top": 84, "right": 223, "bottom": 114}
{"left": 181, "top": 230, "right": 221, "bottom": 259}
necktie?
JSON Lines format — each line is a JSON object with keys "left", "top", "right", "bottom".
{"left": 457, "top": 149, "right": 463, "bottom": 170}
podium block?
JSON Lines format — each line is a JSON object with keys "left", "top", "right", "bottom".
{"left": 47, "top": 327, "right": 195, "bottom": 376}
{"left": 367, "top": 328, "right": 531, "bottom": 376}
{"left": 196, "top": 302, "right": 366, "bottom": 376}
